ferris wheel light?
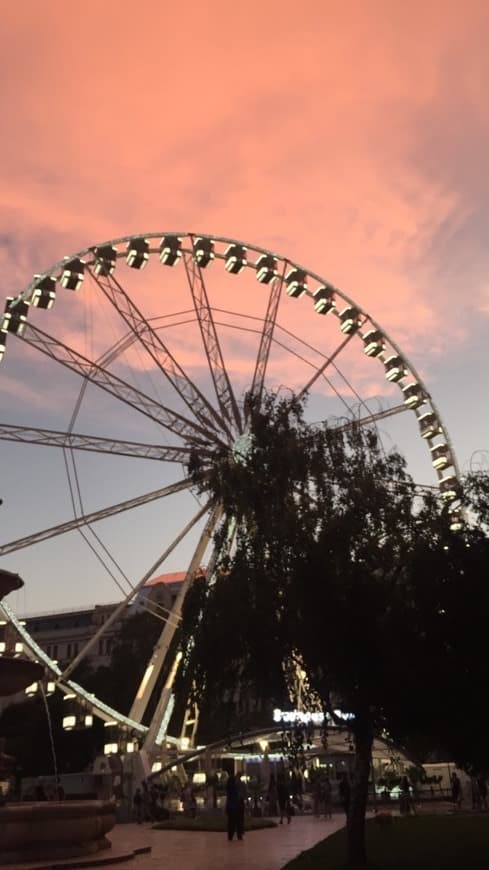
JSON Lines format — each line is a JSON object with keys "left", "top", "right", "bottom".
{"left": 255, "top": 254, "right": 278, "bottom": 284}
{"left": 339, "top": 306, "right": 361, "bottom": 334}
{"left": 60, "top": 257, "right": 85, "bottom": 291}
{"left": 285, "top": 268, "right": 307, "bottom": 298}
{"left": 1, "top": 298, "right": 30, "bottom": 336}
{"left": 430, "top": 443, "right": 451, "bottom": 470}
{"left": 193, "top": 237, "right": 215, "bottom": 267}
{"left": 160, "top": 235, "right": 182, "bottom": 266}
{"left": 448, "top": 507, "right": 463, "bottom": 531}
{"left": 46, "top": 680, "right": 56, "bottom": 696}
{"left": 62, "top": 692, "right": 78, "bottom": 730}
{"left": 384, "top": 355, "right": 406, "bottom": 383}
{"left": 313, "top": 286, "right": 335, "bottom": 314}
{"left": 0, "top": 331, "right": 6, "bottom": 362}
{"left": 362, "top": 329, "right": 384, "bottom": 357}
{"left": 439, "top": 475, "right": 459, "bottom": 501}
{"left": 32, "top": 276, "right": 56, "bottom": 310}
{"left": 92, "top": 245, "right": 117, "bottom": 276}
{"left": 83, "top": 713, "right": 94, "bottom": 729}
{"left": 402, "top": 382, "right": 425, "bottom": 409}
{"left": 25, "top": 681, "right": 39, "bottom": 697}
{"left": 103, "top": 720, "right": 120, "bottom": 754}
{"left": 418, "top": 412, "right": 441, "bottom": 440}
{"left": 224, "top": 243, "right": 247, "bottom": 273}
{"left": 126, "top": 238, "right": 149, "bottom": 270}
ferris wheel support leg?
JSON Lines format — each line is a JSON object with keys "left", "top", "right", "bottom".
{"left": 130, "top": 504, "right": 222, "bottom": 738}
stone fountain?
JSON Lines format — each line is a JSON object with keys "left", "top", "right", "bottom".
{"left": 0, "top": 568, "right": 116, "bottom": 864}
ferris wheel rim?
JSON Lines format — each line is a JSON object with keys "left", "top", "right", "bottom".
{"left": 0, "top": 229, "right": 463, "bottom": 746}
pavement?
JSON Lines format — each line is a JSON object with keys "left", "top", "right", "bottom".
{"left": 109, "top": 815, "right": 347, "bottom": 870}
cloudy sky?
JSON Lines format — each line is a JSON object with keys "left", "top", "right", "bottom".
{"left": 1, "top": 0, "right": 488, "bottom": 616}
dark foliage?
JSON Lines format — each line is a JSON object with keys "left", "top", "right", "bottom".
{"left": 179, "top": 391, "right": 489, "bottom": 868}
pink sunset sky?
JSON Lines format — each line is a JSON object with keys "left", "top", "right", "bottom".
{"left": 1, "top": 0, "right": 488, "bottom": 615}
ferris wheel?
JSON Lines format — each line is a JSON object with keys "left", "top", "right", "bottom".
{"left": 0, "top": 232, "right": 462, "bottom": 755}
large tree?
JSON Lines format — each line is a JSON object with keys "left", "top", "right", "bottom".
{"left": 178, "top": 392, "right": 489, "bottom": 869}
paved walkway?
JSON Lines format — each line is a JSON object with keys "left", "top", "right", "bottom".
{"left": 111, "top": 815, "right": 346, "bottom": 870}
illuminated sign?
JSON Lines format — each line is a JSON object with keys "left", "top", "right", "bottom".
{"left": 273, "top": 708, "right": 354, "bottom": 725}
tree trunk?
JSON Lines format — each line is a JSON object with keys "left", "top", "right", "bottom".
{"left": 345, "top": 724, "right": 373, "bottom": 869}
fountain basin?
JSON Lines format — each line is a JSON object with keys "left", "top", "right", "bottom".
{"left": 0, "top": 799, "right": 116, "bottom": 864}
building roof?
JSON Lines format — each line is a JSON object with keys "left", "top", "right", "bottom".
{"left": 144, "top": 569, "right": 206, "bottom": 587}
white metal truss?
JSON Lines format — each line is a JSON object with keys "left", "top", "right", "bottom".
{"left": 20, "top": 323, "right": 218, "bottom": 446}
{"left": 183, "top": 246, "right": 242, "bottom": 435}
{"left": 88, "top": 266, "right": 229, "bottom": 441}
{"left": 0, "top": 422, "right": 201, "bottom": 463}
{"left": 0, "top": 478, "right": 193, "bottom": 556}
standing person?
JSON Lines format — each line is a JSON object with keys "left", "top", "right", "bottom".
{"left": 451, "top": 772, "right": 462, "bottom": 810}
{"left": 470, "top": 776, "right": 481, "bottom": 811}
{"left": 312, "top": 771, "right": 322, "bottom": 818}
{"left": 267, "top": 773, "right": 278, "bottom": 817}
{"left": 338, "top": 772, "right": 351, "bottom": 817}
{"left": 400, "top": 776, "right": 412, "bottom": 815}
{"left": 291, "top": 769, "right": 303, "bottom": 814}
{"left": 225, "top": 774, "right": 241, "bottom": 841}
{"left": 182, "top": 782, "right": 192, "bottom": 817}
{"left": 277, "top": 767, "right": 291, "bottom": 824}
{"left": 236, "top": 772, "right": 247, "bottom": 839}
{"left": 321, "top": 774, "right": 333, "bottom": 819}
{"left": 477, "top": 776, "right": 488, "bottom": 810}
{"left": 133, "top": 787, "right": 143, "bottom": 824}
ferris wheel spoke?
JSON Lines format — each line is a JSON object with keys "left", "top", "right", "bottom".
{"left": 20, "top": 324, "right": 222, "bottom": 447}
{"left": 0, "top": 422, "right": 205, "bottom": 463}
{"left": 298, "top": 331, "right": 358, "bottom": 399}
{"left": 249, "top": 262, "right": 286, "bottom": 409}
{"left": 88, "top": 267, "right": 229, "bottom": 439}
{"left": 0, "top": 478, "right": 194, "bottom": 556}
{"left": 183, "top": 248, "right": 242, "bottom": 435}
{"left": 336, "top": 402, "right": 409, "bottom": 431}
{"left": 59, "top": 497, "right": 213, "bottom": 683}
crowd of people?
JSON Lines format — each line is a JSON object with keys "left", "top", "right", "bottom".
{"left": 131, "top": 766, "right": 489, "bottom": 835}
{"left": 451, "top": 771, "right": 488, "bottom": 811}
